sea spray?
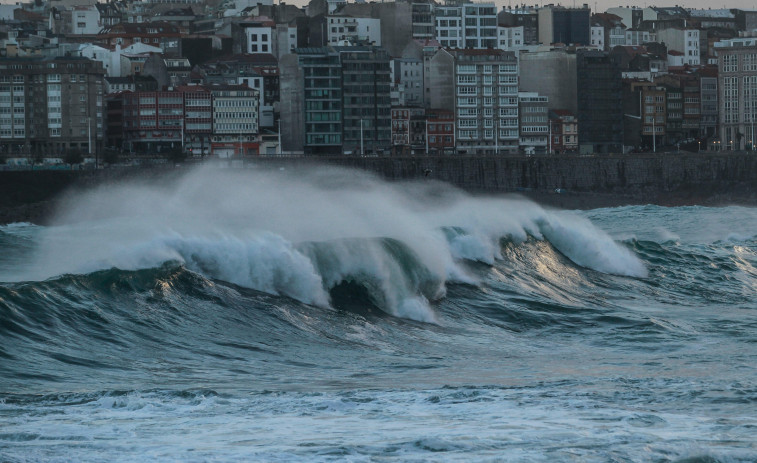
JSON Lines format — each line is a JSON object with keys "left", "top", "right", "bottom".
{"left": 6, "top": 165, "right": 647, "bottom": 320}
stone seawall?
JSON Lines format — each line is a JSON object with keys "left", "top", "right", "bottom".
{"left": 285, "top": 153, "right": 757, "bottom": 194}
{"left": 1, "top": 153, "right": 756, "bottom": 224}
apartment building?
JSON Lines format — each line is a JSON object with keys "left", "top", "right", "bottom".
{"left": 296, "top": 47, "right": 342, "bottom": 154}
{"left": 209, "top": 84, "right": 260, "bottom": 157}
{"left": 518, "top": 92, "right": 549, "bottom": 154}
{"left": 181, "top": 85, "right": 213, "bottom": 156}
{"left": 715, "top": 37, "right": 757, "bottom": 150}
{"left": 98, "top": 22, "right": 183, "bottom": 56}
{"left": 326, "top": 15, "right": 381, "bottom": 46}
{"left": 340, "top": 47, "right": 391, "bottom": 155}
{"left": 498, "top": 8, "right": 539, "bottom": 46}
{"left": 451, "top": 49, "right": 519, "bottom": 154}
{"left": 120, "top": 84, "right": 257, "bottom": 156}
{"left": 576, "top": 50, "right": 623, "bottom": 153}
{"left": 238, "top": 17, "right": 275, "bottom": 54}
{"left": 549, "top": 110, "right": 578, "bottom": 153}
{"left": 656, "top": 28, "right": 701, "bottom": 66}
{"left": 591, "top": 13, "right": 626, "bottom": 51}
{"left": 0, "top": 56, "right": 104, "bottom": 156}
{"left": 496, "top": 26, "right": 525, "bottom": 51}
{"left": 411, "top": 0, "right": 435, "bottom": 40}
{"left": 391, "top": 106, "right": 424, "bottom": 155}
{"left": 391, "top": 58, "right": 423, "bottom": 107}
{"left": 426, "top": 109, "right": 455, "bottom": 155}
{"left": 699, "top": 66, "right": 718, "bottom": 143}
{"left": 538, "top": 6, "right": 591, "bottom": 46}
{"left": 435, "top": 3, "right": 497, "bottom": 49}
{"left": 641, "top": 85, "right": 666, "bottom": 150}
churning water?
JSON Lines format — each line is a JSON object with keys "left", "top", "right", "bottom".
{"left": 1, "top": 167, "right": 755, "bottom": 462}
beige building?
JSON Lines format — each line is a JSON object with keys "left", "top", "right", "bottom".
{"left": 715, "top": 37, "right": 757, "bottom": 151}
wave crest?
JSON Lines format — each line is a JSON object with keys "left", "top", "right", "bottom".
{"left": 4, "top": 166, "right": 648, "bottom": 321}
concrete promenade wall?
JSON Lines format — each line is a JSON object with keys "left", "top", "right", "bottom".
{"left": 2, "top": 152, "right": 756, "bottom": 223}
{"left": 253, "top": 153, "right": 757, "bottom": 197}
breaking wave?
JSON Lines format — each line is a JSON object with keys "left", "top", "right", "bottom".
{"left": 1, "top": 165, "right": 646, "bottom": 322}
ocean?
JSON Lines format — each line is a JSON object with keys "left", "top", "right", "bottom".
{"left": 0, "top": 166, "right": 755, "bottom": 462}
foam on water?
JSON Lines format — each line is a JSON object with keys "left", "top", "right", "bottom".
{"left": 3, "top": 166, "right": 647, "bottom": 321}
{"left": 1, "top": 195, "right": 757, "bottom": 462}
{"left": 1, "top": 385, "right": 755, "bottom": 463}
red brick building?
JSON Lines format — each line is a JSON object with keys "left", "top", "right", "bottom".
{"left": 548, "top": 109, "right": 578, "bottom": 154}
{"left": 121, "top": 85, "right": 213, "bottom": 155}
{"left": 426, "top": 109, "right": 455, "bottom": 155}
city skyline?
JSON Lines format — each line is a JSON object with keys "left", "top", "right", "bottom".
{"left": 2, "top": 0, "right": 757, "bottom": 12}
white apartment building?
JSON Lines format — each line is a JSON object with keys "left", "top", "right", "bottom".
{"left": 391, "top": 58, "right": 423, "bottom": 107}
{"left": 656, "top": 28, "right": 700, "bottom": 66}
{"left": 497, "top": 26, "right": 525, "bottom": 51}
{"left": 209, "top": 85, "right": 260, "bottom": 157}
{"left": 435, "top": 5, "right": 463, "bottom": 48}
{"left": 625, "top": 29, "right": 651, "bottom": 46}
{"left": 590, "top": 26, "right": 604, "bottom": 49}
{"left": 327, "top": 15, "right": 381, "bottom": 46}
{"left": 71, "top": 5, "right": 101, "bottom": 35}
{"left": 452, "top": 49, "right": 519, "bottom": 154}
{"left": 243, "top": 19, "right": 275, "bottom": 54}
{"left": 435, "top": 3, "right": 497, "bottom": 49}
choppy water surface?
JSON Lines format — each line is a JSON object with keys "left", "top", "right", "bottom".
{"left": 1, "top": 167, "right": 755, "bottom": 462}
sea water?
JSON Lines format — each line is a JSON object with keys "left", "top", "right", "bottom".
{"left": 0, "top": 166, "right": 755, "bottom": 462}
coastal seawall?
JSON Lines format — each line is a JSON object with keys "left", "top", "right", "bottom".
{"left": 308, "top": 153, "right": 757, "bottom": 195}
{"left": 1, "top": 152, "right": 756, "bottom": 223}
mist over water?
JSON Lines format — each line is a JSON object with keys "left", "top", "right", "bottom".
{"left": 6, "top": 165, "right": 645, "bottom": 320}
{"left": 1, "top": 166, "right": 755, "bottom": 462}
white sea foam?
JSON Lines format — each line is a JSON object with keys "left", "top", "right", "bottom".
{"left": 10, "top": 165, "right": 648, "bottom": 320}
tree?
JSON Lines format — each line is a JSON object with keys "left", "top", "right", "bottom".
{"left": 64, "top": 148, "right": 84, "bottom": 169}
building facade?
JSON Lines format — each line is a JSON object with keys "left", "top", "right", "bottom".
{"left": 391, "top": 58, "right": 423, "bottom": 107}
{"left": 715, "top": 37, "right": 757, "bottom": 150}
{"left": 297, "top": 47, "right": 342, "bottom": 154}
{"left": 209, "top": 84, "right": 260, "bottom": 157}
{"left": 549, "top": 109, "right": 578, "bottom": 153}
{"left": 0, "top": 56, "right": 105, "bottom": 157}
{"left": 452, "top": 49, "right": 519, "bottom": 154}
{"left": 518, "top": 92, "right": 549, "bottom": 154}
{"left": 435, "top": 3, "right": 497, "bottom": 49}
{"left": 538, "top": 6, "right": 591, "bottom": 46}
{"left": 576, "top": 50, "right": 623, "bottom": 153}
{"left": 339, "top": 46, "right": 391, "bottom": 155}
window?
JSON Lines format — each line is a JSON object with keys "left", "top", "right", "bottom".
{"left": 723, "top": 54, "right": 738, "bottom": 73}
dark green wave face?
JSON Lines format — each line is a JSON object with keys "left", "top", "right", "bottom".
{"left": 0, "top": 170, "right": 756, "bottom": 462}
